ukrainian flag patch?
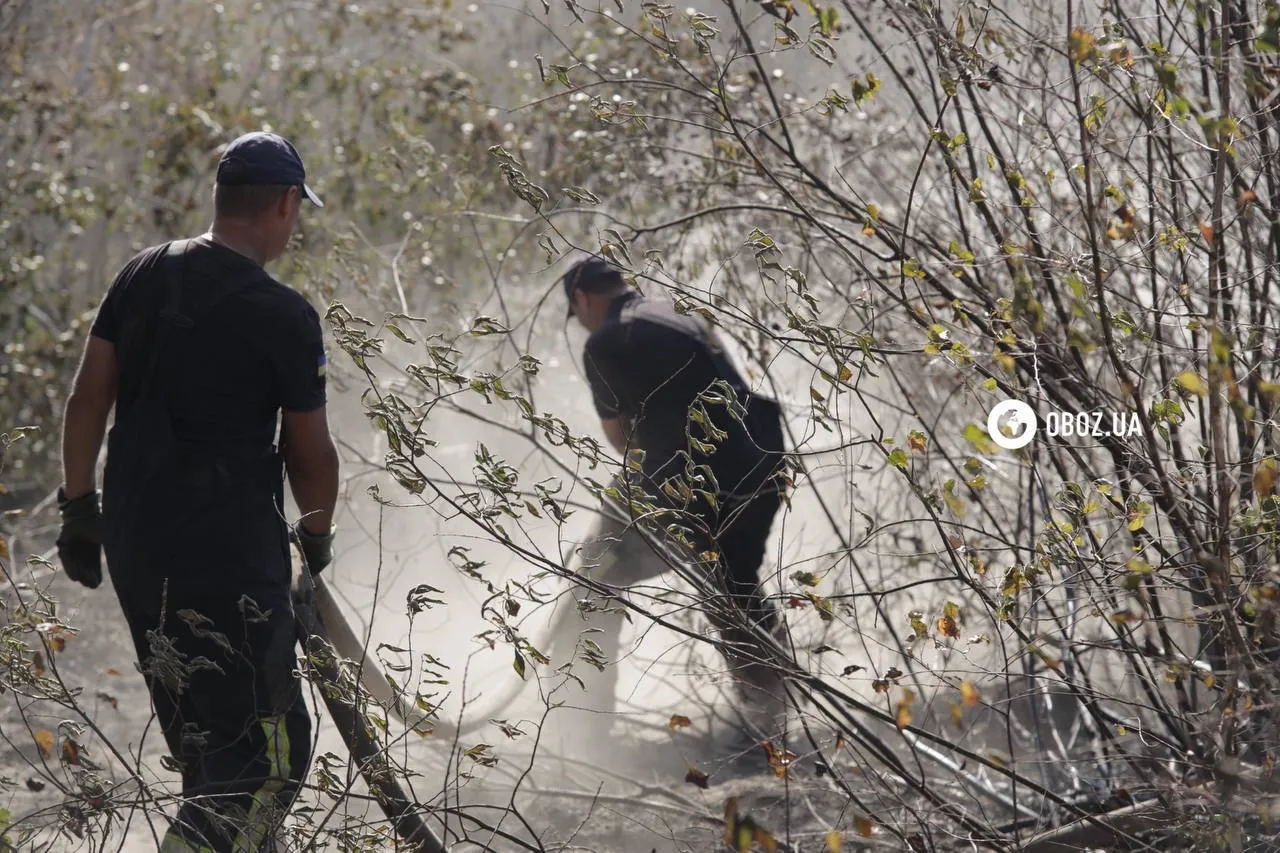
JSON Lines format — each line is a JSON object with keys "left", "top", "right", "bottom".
{"left": 317, "top": 351, "right": 327, "bottom": 378}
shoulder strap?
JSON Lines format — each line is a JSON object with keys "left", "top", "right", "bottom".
{"left": 132, "top": 240, "right": 188, "bottom": 402}
{"left": 132, "top": 238, "right": 271, "bottom": 402}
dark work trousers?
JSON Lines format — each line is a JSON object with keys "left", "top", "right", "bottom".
{"left": 696, "top": 489, "right": 786, "bottom": 681}
{"left": 550, "top": 480, "right": 786, "bottom": 723}
{"left": 108, "top": 571, "right": 312, "bottom": 852}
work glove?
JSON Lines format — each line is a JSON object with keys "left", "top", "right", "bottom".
{"left": 56, "top": 487, "right": 103, "bottom": 589}
{"left": 293, "top": 521, "right": 335, "bottom": 577}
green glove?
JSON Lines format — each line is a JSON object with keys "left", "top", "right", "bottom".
{"left": 293, "top": 521, "right": 335, "bottom": 577}
{"left": 56, "top": 487, "right": 103, "bottom": 589}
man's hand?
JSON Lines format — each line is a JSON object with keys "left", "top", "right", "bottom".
{"left": 293, "top": 521, "right": 335, "bottom": 577}
{"left": 56, "top": 488, "right": 103, "bottom": 589}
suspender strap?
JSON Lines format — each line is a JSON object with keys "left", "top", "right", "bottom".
{"left": 133, "top": 239, "right": 189, "bottom": 402}
{"left": 130, "top": 238, "right": 270, "bottom": 403}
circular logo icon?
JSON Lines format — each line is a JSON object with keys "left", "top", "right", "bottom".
{"left": 987, "top": 399, "right": 1037, "bottom": 450}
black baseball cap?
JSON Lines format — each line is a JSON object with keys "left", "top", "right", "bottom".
{"left": 562, "top": 256, "right": 624, "bottom": 317}
{"left": 216, "top": 131, "right": 323, "bottom": 207}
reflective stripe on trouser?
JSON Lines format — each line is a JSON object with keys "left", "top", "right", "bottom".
{"left": 111, "top": 580, "right": 311, "bottom": 853}
{"left": 156, "top": 713, "right": 296, "bottom": 852}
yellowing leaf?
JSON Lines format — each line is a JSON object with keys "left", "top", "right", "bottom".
{"left": 960, "top": 680, "right": 980, "bottom": 706}
{"left": 1255, "top": 457, "right": 1278, "bottom": 498}
{"left": 1068, "top": 28, "right": 1096, "bottom": 62}
{"left": 895, "top": 701, "right": 912, "bottom": 729}
{"left": 1175, "top": 370, "right": 1207, "bottom": 395}
{"left": 1126, "top": 557, "right": 1154, "bottom": 575}
{"left": 827, "top": 829, "right": 845, "bottom": 851}
{"left": 0, "top": 533, "right": 8, "bottom": 561}
{"left": 907, "top": 430, "right": 928, "bottom": 452}
{"left": 1200, "top": 221, "right": 1215, "bottom": 243}
{"left": 33, "top": 730, "right": 54, "bottom": 758}
{"left": 1237, "top": 189, "right": 1258, "bottom": 207}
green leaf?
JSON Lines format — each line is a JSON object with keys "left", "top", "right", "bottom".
{"left": 888, "top": 448, "right": 909, "bottom": 470}
{"left": 385, "top": 322, "right": 415, "bottom": 344}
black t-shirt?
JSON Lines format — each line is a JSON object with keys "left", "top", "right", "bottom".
{"left": 92, "top": 236, "right": 326, "bottom": 445}
{"left": 583, "top": 292, "right": 776, "bottom": 505}
{"left": 90, "top": 236, "right": 326, "bottom": 591}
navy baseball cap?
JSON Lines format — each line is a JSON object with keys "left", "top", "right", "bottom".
{"left": 216, "top": 131, "right": 323, "bottom": 207}
{"left": 562, "top": 256, "right": 623, "bottom": 316}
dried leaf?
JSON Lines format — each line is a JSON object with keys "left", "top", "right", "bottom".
{"left": 50, "top": 635, "right": 66, "bottom": 654}
{"left": 685, "top": 765, "right": 709, "bottom": 788}
{"left": 1200, "top": 221, "right": 1215, "bottom": 243}
{"left": 25, "top": 776, "right": 45, "bottom": 792}
{"left": 895, "top": 700, "right": 912, "bottom": 730}
{"left": 754, "top": 826, "right": 779, "bottom": 853}
{"left": 855, "top": 815, "right": 875, "bottom": 837}
{"left": 960, "top": 680, "right": 980, "bottom": 707}
{"left": 61, "top": 737, "right": 81, "bottom": 766}
{"left": 1255, "top": 457, "right": 1278, "bottom": 498}
{"left": 841, "top": 664, "right": 864, "bottom": 676}
{"left": 33, "top": 730, "right": 54, "bottom": 758}
{"left": 105, "top": 667, "right": 122, "bottom": 677}
{"left": 96, "top": 691, "right": 119, "bottom": 711}
{"left": 31, "top": 650, "right": 45, "bottom": 678}
{"left": 761, "top": 740, "right": 798, "bottom": 778}
{"left": 0, "top": 533, "right": 8, "bottom": 561}
{"left": 907, "top": 430, "right": 928, "bottom": 452}
{"left": 668, "top": 714, "right": 692, "bottom": 730}
{"left": 936, "top": 615, "right": 960, "bottom": 638}
{"left": 1237, "top": 189, "right": 1258, "bottom": 207}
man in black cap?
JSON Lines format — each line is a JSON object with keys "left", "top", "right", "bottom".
{"left": 55, "top": 130, "right": 339, "bottom": 851}
{"left": 557, "top": 255, "right": 789, "bottom": 743}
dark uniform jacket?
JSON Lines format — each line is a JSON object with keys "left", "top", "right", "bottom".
{"left": 583, "top": 291, "right": 784, "bottom": 510}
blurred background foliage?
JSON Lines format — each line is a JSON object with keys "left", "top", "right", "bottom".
{"left": 0, "top": 0, "right": 671, "bottom": 503}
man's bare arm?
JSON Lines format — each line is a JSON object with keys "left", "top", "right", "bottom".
{"left": 60, "top": 336, "right": 118, "bottom": 497}
{"left": 282, "top": 407, "right": 340, "bottom": 534}
{"left": 601, "top": 415, "right": 632, "bottom": 455}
